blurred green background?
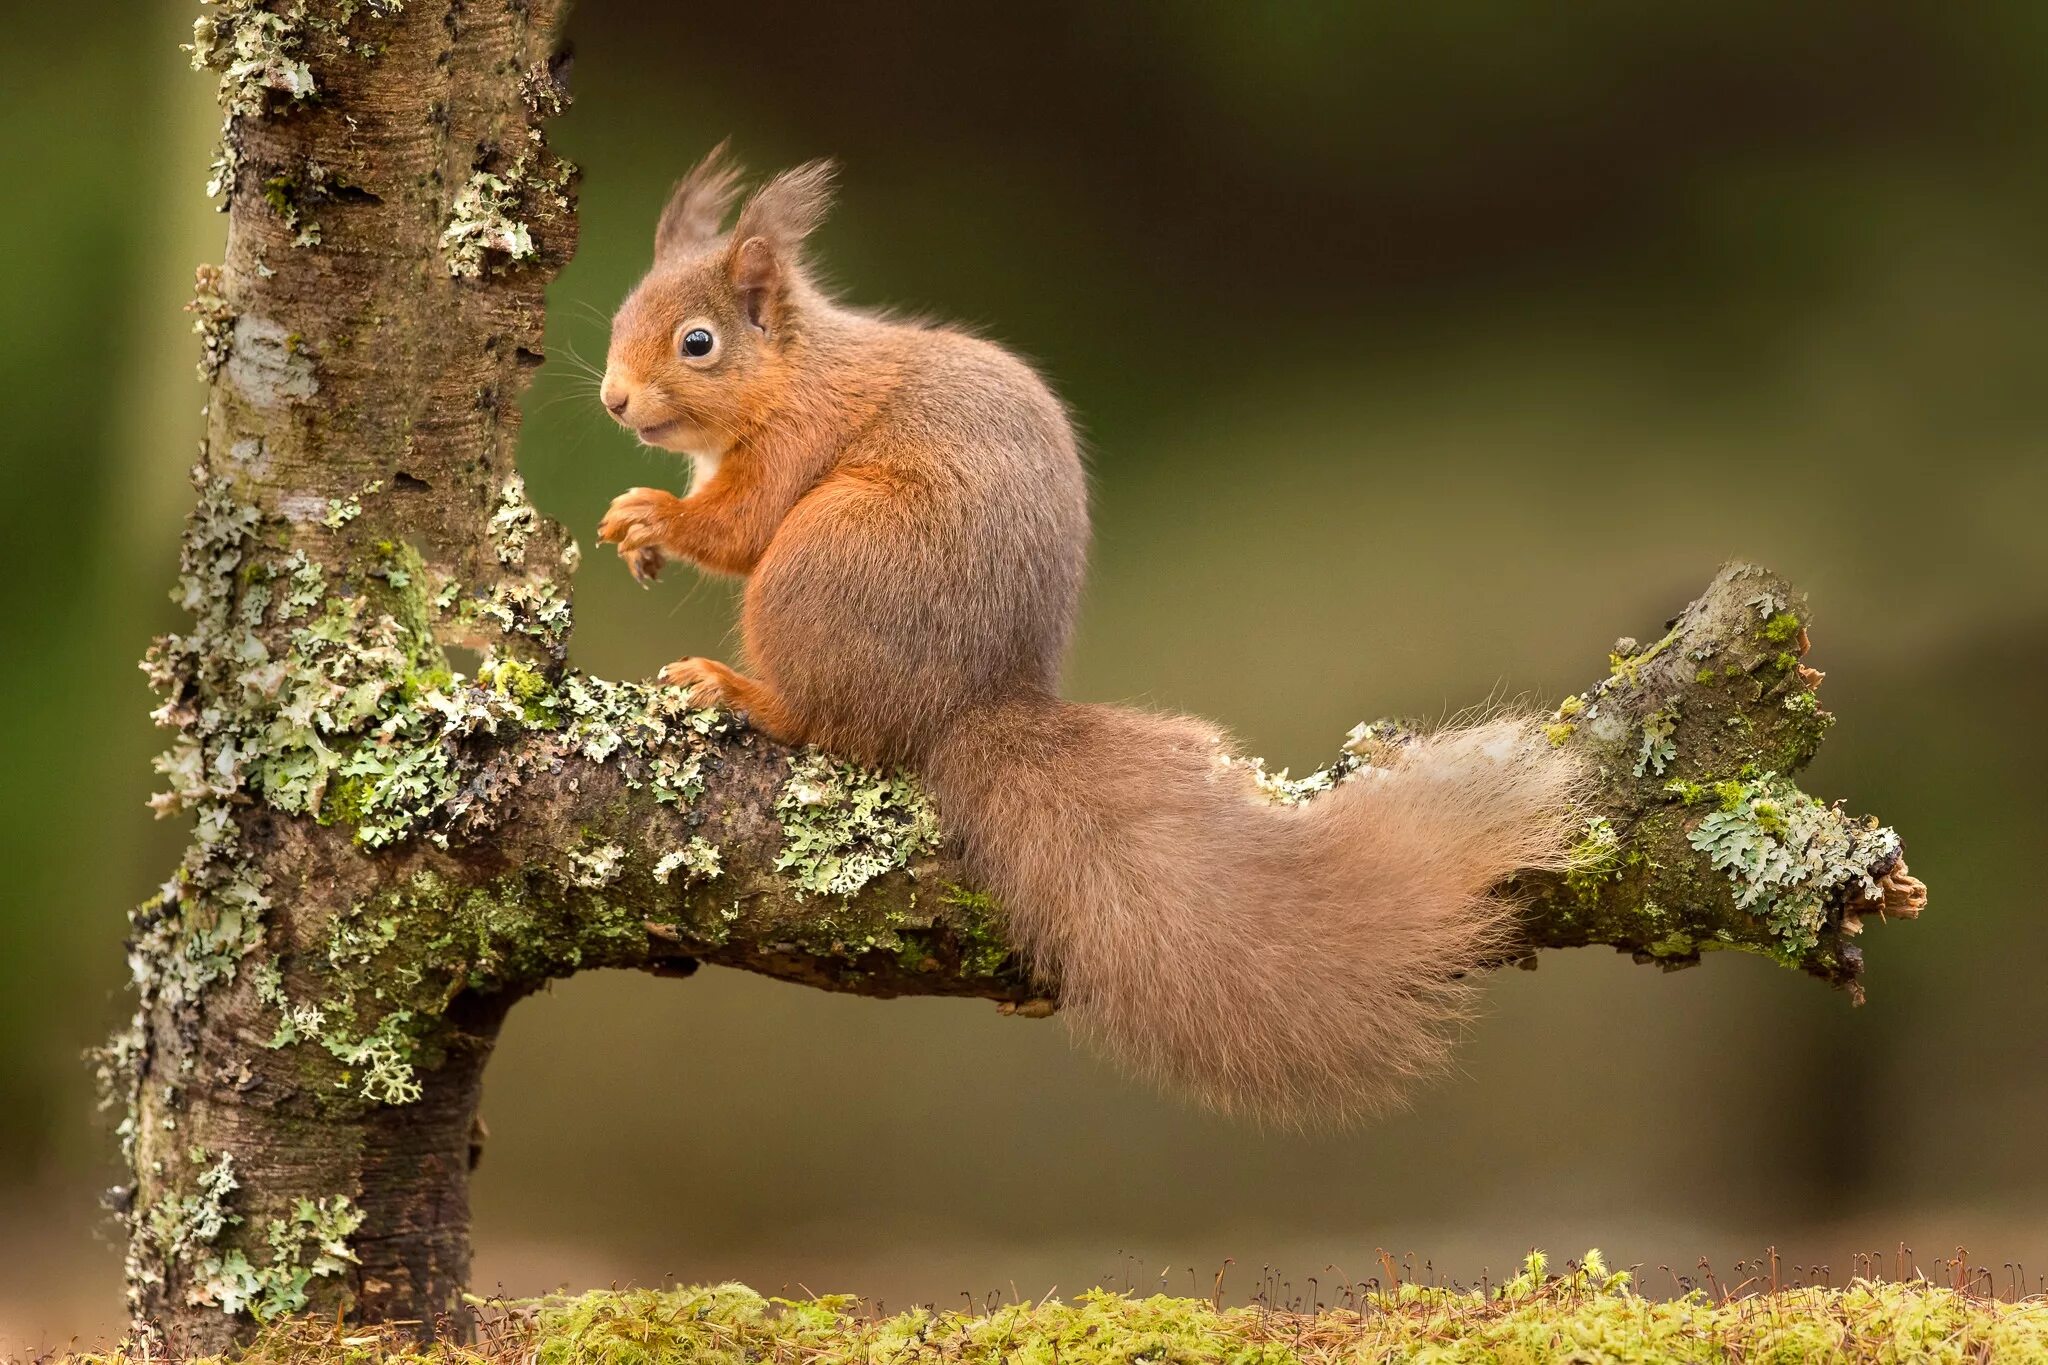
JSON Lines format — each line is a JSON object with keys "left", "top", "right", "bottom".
{"left": 4, "top": 0, "right": 2046, "bottom": 1348}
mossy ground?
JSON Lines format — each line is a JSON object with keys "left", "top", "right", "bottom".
{"left": 62, "top": 1255, "right": 2048, "bottom": 1363}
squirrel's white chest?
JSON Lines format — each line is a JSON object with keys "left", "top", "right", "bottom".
{"left": 682, "top": 446, "right": 723, "bottom": 495}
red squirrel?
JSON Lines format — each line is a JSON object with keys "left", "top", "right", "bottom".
{"left": 596, "top": 147, "right": 1582, "bottom": 1125}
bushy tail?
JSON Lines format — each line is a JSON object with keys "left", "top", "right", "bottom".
{"left": 925, "top": 699, "right": 1584, "bottom": 1126}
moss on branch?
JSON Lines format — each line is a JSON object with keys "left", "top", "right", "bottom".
{"left": 1507, "top": 563, "right": 1924, "bottom": 993}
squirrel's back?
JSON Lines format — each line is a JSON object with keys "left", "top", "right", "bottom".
{"left": 743, "top": 318, "right": 1088, "bottom": 762}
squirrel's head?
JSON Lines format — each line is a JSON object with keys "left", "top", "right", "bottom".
{"left": 601, "top": 144, "right": 835, "bottom": 457}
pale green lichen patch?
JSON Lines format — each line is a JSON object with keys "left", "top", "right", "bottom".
{"left": 188, "top": 264, "right": 236, "bottom": 380}
{"left": 442, "top": 164, "right": 538, "bottom": 279}
{"left": 1222, "top": 751, "right": 1340, "bottom": 804}
{"left": 188, "top": 0, "right": 405, "bottom": 202}
{"left": 1687, "top": 772, "right": 1900, "bottom": 954}
{"left": 1220, "top": 719, "right": 1407, "bottom": 802}
{"left": 189, "top": 0, "right": 316, "bottom": 118}
{"left": 468, "top": 576, "right": 573, "bottom": 652}
{"left": 198, "top": 1195, "right": 364, "bottom": 1322}
{"left": 321, "top": 478, "right": 379, "bottom": 529}
{"left": 136, "top": 1149, "right": 240, "bottom": 1303}
{"left": 567, "top": 843, "right": 627, "bottom": 889}
{"left": 488, "top": 474, "right": 540, "bottom": 565}
{"left": 255, "top": 896, "right": 427, "bottom": 1105}
{"left": 132, "top": 1147, "right": 363, "bottom": 1325}
{"left": 653, "top": 837, "right": 721, "bottom": 886}
{"left": 259, "top": 163, "right": 340, "bottom": 248}
{"left": 775, "top": 752, "right": 941, "bottom": 897}
{"left": 1784, "top": 688, "right": 1822, "bottom": 717}
{"left": 188, "top": 0, "right": 317, "bottom": 203}
{"left": 441, "top": 144, "right": 574, "bottom": 279}
{"left": 1632, "top": 702, "right": 1679, "bottom": 777}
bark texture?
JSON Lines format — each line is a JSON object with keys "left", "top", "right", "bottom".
{"left": 111, "top": 1, "right": 1923, "bottom": 1351}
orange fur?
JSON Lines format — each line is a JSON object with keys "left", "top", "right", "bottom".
{"left": 597, "top": 152, "right": 1584, "bottom": 1125}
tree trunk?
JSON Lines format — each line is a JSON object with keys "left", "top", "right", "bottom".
{"left": 107, "top": 1, "right": 1924, "bottom": 1351}
{"left": 112, "top": 0, "right": 574, "bottom": 1349}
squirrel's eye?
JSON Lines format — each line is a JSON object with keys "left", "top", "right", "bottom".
{"left": 679, "top": 327, "right": 716, "bottom": 360}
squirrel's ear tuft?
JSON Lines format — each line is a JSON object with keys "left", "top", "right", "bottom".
{"left": 727, "top": 160, "right": 836, "bottom": 335}
{"left": 655, "top": 140, "right": 745, "bottom": 261}
{"left": 730, "top": 159, "right": 837, "bottom": 257}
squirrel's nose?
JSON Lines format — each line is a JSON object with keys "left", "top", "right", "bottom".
{"left": 600, "top": 371, "right": 632, "bottom": 419}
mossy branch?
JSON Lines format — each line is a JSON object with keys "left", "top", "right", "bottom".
{"left": 1509, "top": 562, "right": 1924, "bottom": 995}
{"left": 354, "top": 562, "right": 1922, "bottom": 1012}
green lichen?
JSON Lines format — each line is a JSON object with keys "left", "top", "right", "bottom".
{"left": 130, "top": 1146, "right": 363, "bottom": 1325}
{"left": 189, "top": 0, "right": 316, "bottom": 118}
{"left": 187, "top": 0, "right": 317, "bottom": 203}
{"left": 1687, "top": 772, "right": 1899, "bottom": 953}
{"left": 321, "top": 478, "right": 379, "bottom": 529}
{"left": 188, "top": 264, "right": 236, "bottom": 380}
{"left": 442, "top": 162, "right": 538, "bottom": 280}
{"left": 135, "top": 1149, "right": 241, "bottom": 1303}
{"left": 567, "top": 842, "right": 627, "bottom": 889}
{"left": 488, "top": 474, "right": 540, "bottom": 566}
{"left": 1631, "top": 702, "right": 1679, "bottom": 777}
{"left": 257, "top": 899, "right": 424, "bottom": 1105}
{"left": 197, "top": 1195, "right": 364, "bottom": 1322}
{"left": 188, "top": 0, "right": 405, "bottom": 202}
{"left": 652, "top": 837, "right": 721, "bottom": 886}
{"left": 774, "top": 751, "right": 943, "bottom": 897}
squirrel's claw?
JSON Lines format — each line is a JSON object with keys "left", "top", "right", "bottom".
{"left": 599, "top": 487, "right": 679, "bottom": 585}
{"left": 625, "top": 544, "right": 665, "bottom": 586}
{"left": 656, "top": 657, "right": 733, "bottom": 709}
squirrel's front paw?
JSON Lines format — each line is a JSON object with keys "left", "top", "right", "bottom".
{"left": 598, "top": 487, "right": 682, "bottom": 584}
{"left": 657, "top": 657, "right": 735, "bottom": 708}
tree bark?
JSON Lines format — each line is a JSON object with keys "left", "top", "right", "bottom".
{"left": 109, "top": 1, "right": 1924, "bottom": 1351}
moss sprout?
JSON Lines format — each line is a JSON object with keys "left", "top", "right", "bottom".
{"left": 65, "top": 1257, "right": 2048, "bottom": 1363}
{"left": 1563, "top": 816, "right": 1625, "bottom": 903}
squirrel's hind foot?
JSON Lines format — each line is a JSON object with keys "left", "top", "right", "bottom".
{"left": 657, "top": 658, "right": 802, "bottom": 746}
